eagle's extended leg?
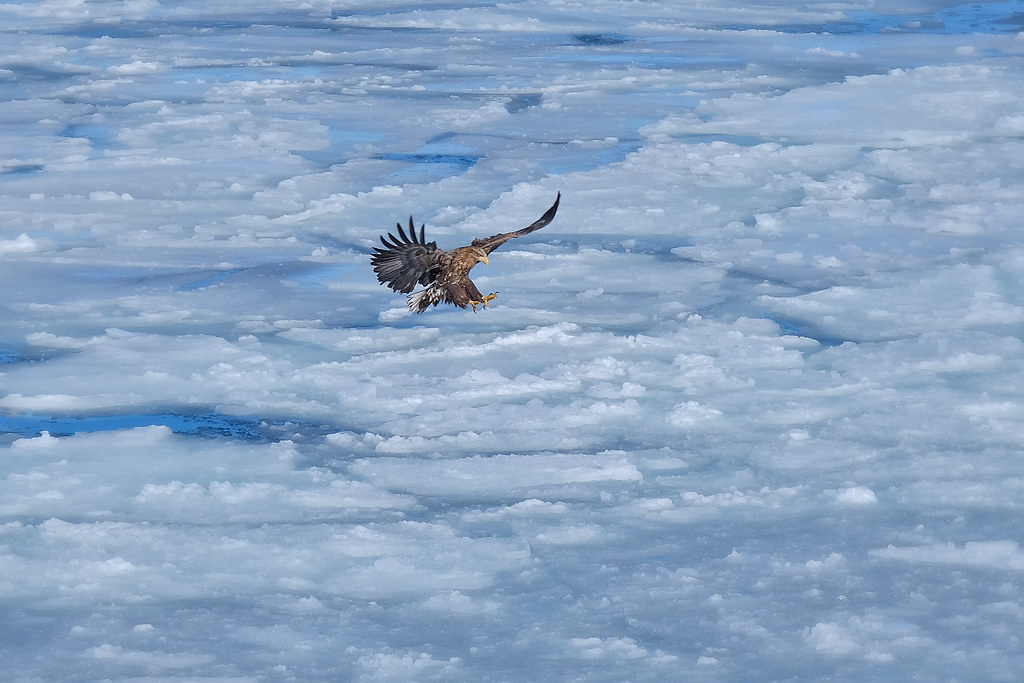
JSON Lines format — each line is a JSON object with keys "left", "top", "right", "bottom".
{"left": 468, "top": 293, "right": 498, "bottom": 312}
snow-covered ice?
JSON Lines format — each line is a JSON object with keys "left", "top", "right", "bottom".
{"left": 2, "top": 1, "right": 1023, "bottom": 680}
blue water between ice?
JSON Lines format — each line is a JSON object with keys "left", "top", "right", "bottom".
{"left": 0, "top": 411, "right": 279, "bottom": 440}
{"left": 720, "top": 1, "right": 1023, "bottom": 34}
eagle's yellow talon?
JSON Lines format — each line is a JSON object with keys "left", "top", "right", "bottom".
{"left": 468, "top": 293, "right": 497, "bottom": 312}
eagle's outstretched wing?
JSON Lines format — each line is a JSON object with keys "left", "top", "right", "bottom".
{"left": 370, "top": 217, "right": 444, "bottom": 293}
{"left": 471, "top": 192, "right": 561, "bottom": 255}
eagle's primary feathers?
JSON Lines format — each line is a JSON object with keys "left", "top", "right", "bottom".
{"left": 371, "top": 192, "right": 560, "bottom": 312}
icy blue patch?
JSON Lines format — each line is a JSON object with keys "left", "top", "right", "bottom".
{"left": 1, "top": 163, "right": 45, "bottom": 176}
{"left": 179, "top": 268, "right": 247, "bottom": 292}
{"left": 535, "top": 138, "right": 643, "bottom": 175}
{"left": 374, "top": 133, "right": 481, "bottom": 180}
{"left": 763, "top": 315, "right": 850, "bottom": 348}
{"left": 283, "top": 264, "right": 360, "bottom": 290}
{"left": 572, "top": 33, "right": 630, "bottom": 46}
{"left": 505, "top": 93, "right": 542, "bottom": 114}
{"left": 0, "top": 411, "right": 294, "bottom": 440}
{"left": 377, "top": 152, "right": 479, "bottom": 169}
{"left": 0, "top": 64, "right": 86, "bottom": 83}
{"left": 60, "top": 123, "right": 118, "bottom": 150}
{"left": 375, "top": 151, "right": 480, "bottom": 182}
{"left": 770, "top": 317, "right": 802, "bottom": 337}
{"left": 721, "top": 1, "right": 1024, "bottom": 35}
{"left": 0, "top": 350, "right": 25, "bottom": 364}
{"left": 294, "top": 127, "right": 390, "bottom": 167}
{"left": 862, "top": 0, "right": 1024, "bottom": 35}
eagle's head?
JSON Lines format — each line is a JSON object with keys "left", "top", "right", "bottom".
{"left": 469, "top": 246, "right": 489, "bottom": 266}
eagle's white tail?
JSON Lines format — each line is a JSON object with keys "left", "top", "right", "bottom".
{"left": 408, "top": 286, "right": 445, "bottom": 313}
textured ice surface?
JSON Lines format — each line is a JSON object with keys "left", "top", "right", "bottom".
{"left": 1, "top": 1, "right": 1023, "bottom": 680}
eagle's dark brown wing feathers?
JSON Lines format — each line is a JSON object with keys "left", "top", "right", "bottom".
{"left": 386, "top": 216, "right": 426, "bottom": 248}
{"left": 471, "top": 191, "right": 560, "bottom": 255}
{"left": 371, "top": 216, "right": 444, "bottom": 293}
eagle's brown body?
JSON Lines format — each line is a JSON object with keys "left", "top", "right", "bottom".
{"left": 371, "top": 193, "right": 560, "bottom": 312}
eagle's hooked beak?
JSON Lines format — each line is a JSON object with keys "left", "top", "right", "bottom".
{"left": 479, "top": 255, "right": 489, "bottom": 265}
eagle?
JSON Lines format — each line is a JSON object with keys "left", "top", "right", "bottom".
{"left": 371, "top": 192, "right": 560, "bottom": 313}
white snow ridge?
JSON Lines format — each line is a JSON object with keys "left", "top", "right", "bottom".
{"left": 1, "top": 1, "right": 1023, "bottom": 680}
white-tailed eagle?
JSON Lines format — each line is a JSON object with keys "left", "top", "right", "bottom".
{"left": 371, "top": 192, "right": 560, "bottom": 312}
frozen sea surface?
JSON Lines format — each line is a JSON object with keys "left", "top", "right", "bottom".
{"left": 2, "top": 1, "right": 1024, "bottom": 680}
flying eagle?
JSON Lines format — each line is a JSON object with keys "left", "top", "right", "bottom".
{"left": 371, "top": 192, "right": 560, "bottom": 313}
